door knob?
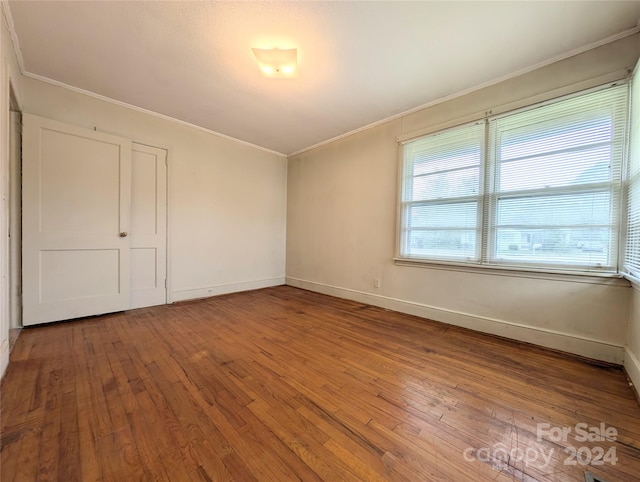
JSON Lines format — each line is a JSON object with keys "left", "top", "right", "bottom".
{"left": 119, "top": 232, "right": 128, "bottom": 237}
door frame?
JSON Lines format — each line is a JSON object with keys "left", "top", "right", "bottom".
{"left": 9, "top": 109, "right": 21, "bottom": 329}
{"left": 122, "top": 138, "right": 171, "bottom": 305}
{"left": 130, "top": 141, "right": 169, "bottom": 309}
{"left": 1, "top": 62, "right": 23, "bottom": 377}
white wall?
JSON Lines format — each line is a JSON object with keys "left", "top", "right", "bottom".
{"left": 21, "top": 76, "right": 287, "bottom": 306}
{"left": 627, "top": 287, "right": 640, "bottom": 396}
{"left": 1, "top": 4, "right": 24, "bottom": 378}
{"left": 287, "top": 33, "right": 640, "bottom": 364}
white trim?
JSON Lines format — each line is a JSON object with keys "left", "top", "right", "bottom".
{"left": 171, "top": 276, "right": 285, "bottom": 302}
{"left": 624, "top": 346, "right": 640, "bottom": 398}
{"left": 399, "top": 118, "right": 485, "bottom": 145}
{"left": 165, "top": 148, "right": 173, "bottom": 304}
{"left": 2, "top": 0, "right": 26, "bottom": 111}
{"left": 395, "top": 258, "right": 631, "bottom": 287}
{"left": 289, "top": 26, "right": 640, "bottom": 157}
{"left": 286, "top": 276, "right": 625, "bottom": 364}
{"left": 627, "top": 273, "right": 640, "bottom": 290}
{"left": 1, "top": 1, "right": 25, "bottom": 74}
{"left": 0, "top": 339, "right": 8, "bottom": 379}
{"left": 395, "top": 141, "right": 405, "bottom": 269}
{"left": 22, "top": 72, "right": 287, "bottom": 158}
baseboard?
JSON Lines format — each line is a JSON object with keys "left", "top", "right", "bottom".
{"left": 286, "top": 277, "right": 625, "bottom": 364}
{"left": 0, "top": 339, "right": 9, "bottom": 380}
{"left": 172, "top": 277, "right": 285, "bottom": 303}
{"left": 624, "top": 347, "right": 640, "bottom": 402}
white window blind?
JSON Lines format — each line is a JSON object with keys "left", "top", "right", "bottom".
{"left": 399, "top": 82, "right": 628, "bottom": 273}
{"left": 625, "top": 69, "right": 640, "bottom": 277}
{"left": 487, "top": 85, "right": 628, "bottom": 271}
{"left": 400, "top": 122, "right": 484, "bottom": 261}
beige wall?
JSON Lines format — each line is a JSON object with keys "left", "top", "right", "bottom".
{"left": 21, "top": 76, "right": 287, "bottom": 304}
{"left": 627, "top": 288, "right": 640, "bottom": 395}
{"left": 287, "top": 33, "right": 640, "bottom": 364}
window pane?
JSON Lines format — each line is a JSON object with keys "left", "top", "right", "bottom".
{"left": 499, "top": 145, "right": 612, "bottom": 192}
{"left": 495, "top": 228, "right": 611, "bottom": 266}
{"left": 499, "top": 115, "right": 612, "bottom": 162}
{"left": 401, "top": 122, "right": 483, "bottom": 261}
{"left": 411, "top": 144, "right": 481, "bottom": 176}
{"left": 410, "top": 202, "right": 477, "bottom": 229}
{"left": 626, "top": 174, "right": 640, "bottom": 274}
{"left": 412, "top": 167, "right": 479, "bottom": 201}
{"left": 407, "top": 230, "right": 476, "bottom": 260}
{"left": 489, "top": 84, "right": 627, "bottom": 270}
{"left": 496, "top": 191, "right": 613, "bottom": 227}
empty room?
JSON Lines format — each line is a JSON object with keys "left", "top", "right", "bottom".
{"left": 1, "top": 1, "right": 640, "bottom": 481}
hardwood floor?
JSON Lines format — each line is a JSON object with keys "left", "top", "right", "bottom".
{"left": 1, "top": 286, "right": 639, "bottom": 481}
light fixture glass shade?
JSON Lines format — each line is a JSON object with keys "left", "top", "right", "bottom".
{"left": 251, "top": 48, "right": 298, "bottom": 78}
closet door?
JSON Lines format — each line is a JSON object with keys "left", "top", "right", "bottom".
{"left": 22, "top": 114, "right": 132, "bottom": 325}
{"left": 130, "top": 143, "right": 167, "bottom": 309}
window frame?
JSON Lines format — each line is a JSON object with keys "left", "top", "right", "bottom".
{"left": 624, "top": 61, "right": 640, "bottom": 282}
{"left": 398, "top": 120, "right": 486, "bottom": 264}
{"left": 396, "top": 81, "right": 629, "bottom": 278}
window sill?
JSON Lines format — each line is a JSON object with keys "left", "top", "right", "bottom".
{"left": 623, "top": 272, "right": 640, "bottom": 290}
{"left": 394, "top": 257, "right": 630, "bottom": 286}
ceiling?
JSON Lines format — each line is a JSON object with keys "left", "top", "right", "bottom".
{"left": 8, "top": 1, "right": 640, "bottom": 156}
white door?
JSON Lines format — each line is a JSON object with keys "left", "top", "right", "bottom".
{"left": 130, "top": 143, "right": 167, "bottom": 309}
{"left": 22, "top": 114, "right": 132, "bottom": 326}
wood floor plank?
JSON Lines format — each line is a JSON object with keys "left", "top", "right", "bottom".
{"left": 2, "top": 285, "right": 639, "bottom": 481}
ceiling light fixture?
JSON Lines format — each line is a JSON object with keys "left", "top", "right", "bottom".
{"left": 251, "top": 48, "right": 298, "bottom": 78}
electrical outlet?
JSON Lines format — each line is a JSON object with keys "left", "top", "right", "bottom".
{"left": 374, "top": 278, "right": 381, "bottom": 289}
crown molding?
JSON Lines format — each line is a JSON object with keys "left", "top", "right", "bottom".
{"left": 1, "top": 1, "right": 25, "bottom": 74}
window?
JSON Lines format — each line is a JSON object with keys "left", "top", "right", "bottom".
{"left": 399, "top": 83, "right": 628, "bottom": 273}
{"left": 400, "top": 123, "right": 484, "bottom": 261}
{"left": 625, "top": 68, "right": 640, "bottom": 278}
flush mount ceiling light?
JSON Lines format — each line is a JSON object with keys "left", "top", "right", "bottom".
{"left": 251, "top": 48, "right": 298, "bottom": 78}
